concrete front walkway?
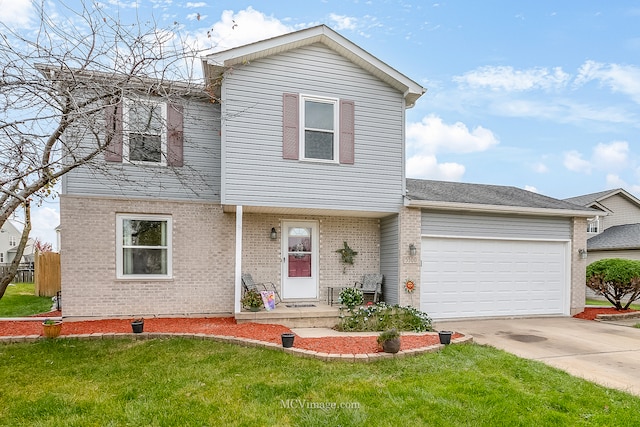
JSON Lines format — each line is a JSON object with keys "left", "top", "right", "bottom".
{"left": 435, "top": 317, "right": 640, "bottom": 396}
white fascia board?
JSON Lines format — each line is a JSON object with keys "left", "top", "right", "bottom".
{"left": 204, "top": 25, "right": 425, "bottom": 107}
{"left": 405, "top": 199, "right": 598, "bottom": 218}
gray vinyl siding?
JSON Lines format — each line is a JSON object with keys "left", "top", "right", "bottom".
{"left": 421, "top": 211, "right": 572, "bottom": 240}
{"left": 380, "top": 214, "right": 399, "bottom": 305}
{"left": 221, "top": 43, "right": 405, "bottom": 213}
{"left": 63, "top": 99, "right": 221, "bottom": 201}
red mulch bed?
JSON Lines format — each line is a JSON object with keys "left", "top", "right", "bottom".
{"left": 573, "top": 307, "right": 638, "bottom": 321}
{"left": 0, "top": 311, "right": 461, "bottom": 354}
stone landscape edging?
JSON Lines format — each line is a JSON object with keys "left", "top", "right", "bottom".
{"left": 0, "top": 332, "right": 473, "bottom": 362}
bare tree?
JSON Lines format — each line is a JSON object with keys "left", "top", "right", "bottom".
{"left": 0, "top": 1, "right": 215, "bottom": 298}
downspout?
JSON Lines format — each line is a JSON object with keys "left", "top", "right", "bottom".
{"left": 234, "top": 205, "right": 243, "bottom": 314}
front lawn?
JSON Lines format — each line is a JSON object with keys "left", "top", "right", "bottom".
{"left": 0, "top": 338, "right": 638, "bottom": 426}
{"left": 586, "top": 298, "right": 640, "bottom": 311}
{"left": 0, "top": 283, "right": 52, "bottom": 317}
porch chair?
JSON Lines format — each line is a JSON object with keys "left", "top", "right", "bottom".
{"left": 354, "top": 273, "right": 384, "bottom": 304}
{"left": 241, "top": 273, "right": 282, "bottom": 305}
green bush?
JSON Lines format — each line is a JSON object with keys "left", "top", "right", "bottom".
{"left": 586, "top": 258, "right": 640, "bottom": 310}
{"left": 336, "top": 302, "right": 433, "bottom": 332}
{"left": 338, "top": 287, "right": 364, "bottom": 309}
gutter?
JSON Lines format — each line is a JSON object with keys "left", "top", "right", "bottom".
{"left": 405, "top": 198, "right": 598, "bottom": 218}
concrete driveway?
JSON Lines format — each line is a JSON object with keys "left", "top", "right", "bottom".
{"left": 435, "top": 317, "right": 640, "bottom": 396}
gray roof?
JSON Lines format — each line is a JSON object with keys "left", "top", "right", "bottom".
{"left": 406, "top": 179, "right": 595, "bottom": 212}
{"left": 588, "top": 223, "right": 640, "bottom": 251}
{"left": 564, "top": 189, "right": 623, "bottom": 207}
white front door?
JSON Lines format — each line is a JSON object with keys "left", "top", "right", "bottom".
{"left": 282, "top": 221, "right": 318, "bottom": 300}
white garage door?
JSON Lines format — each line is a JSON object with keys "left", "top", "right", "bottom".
{"left": 420, "top": 237, "right": 568, "bottom": 319}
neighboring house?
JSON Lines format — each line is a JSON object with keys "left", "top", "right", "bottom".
{"left": 59, "top": 25, "right": 594, "bottom": 321}
{"left": 0, "top": 220, "right": 35, "bottom": 266}
{"left": 565, "top": 188, "right": 640, "bottom": 263}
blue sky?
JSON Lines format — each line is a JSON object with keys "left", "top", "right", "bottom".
{"left": 2, "top": 1, "right": 640, "bottom": 246}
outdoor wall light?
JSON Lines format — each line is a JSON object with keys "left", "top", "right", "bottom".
{"left": 409, "top": 243, "right": 417, "bottom": 256}
{"left": 270, "top": 227, "right": 277, "bottom": 240}
{"left": 578, "top": 248, "right": 588, "bottom": 260}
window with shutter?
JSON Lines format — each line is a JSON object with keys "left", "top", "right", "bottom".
{"left": 282, "top": 93, "right": 354, "bottom": 164}
{"left": 105, "top": 98, "right": 183, "bottom": 167}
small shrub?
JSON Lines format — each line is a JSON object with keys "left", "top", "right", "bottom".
{"left": 339, "top": 287, "right": 364, "bottom": 309}
{"left": 336, "top": 302, "right": 432, "bottom": 332}
{"left": 240, "top": 289, "right": 263, "bottom": 309}
{"left": 586, "top": 258, "right": 640, "bottom": 310}
{"left": 376, "top": 328, "right": 400, "bottom": 344}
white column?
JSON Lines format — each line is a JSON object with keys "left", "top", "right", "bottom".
{"left": 234, "top": 205, "right": 243, "bottom": 314}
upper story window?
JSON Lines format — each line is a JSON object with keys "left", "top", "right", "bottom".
{"left": 587, "top": 219, "right": 600, "bottom": 233}
{"left": 301, "top": 96, "right": 339, "bottom": 162}
{"left": 282, "top": 93, "right": 354, "bottom": 165}
{"left": 123, "top": 99, "right": 167, "bottom": 165}
{"left": 116, "top": 214, "right": 172, "bottom": 279}
{"left": 0, "top": 253, "right": 3, "bottom": 263}
{"left": 9, "top": 236, "right": 16, "bottom": 247}
{"left": 104, "top": 97, "right": 183, "bottom": 167}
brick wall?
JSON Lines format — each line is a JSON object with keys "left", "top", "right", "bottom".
{"left": 571, "top": 217, "right": 588, "bottom": 315}
{"left": 398, "top": 207, "right": 421, "bottom": 308}
{"left": 242, "top": 213, "right": 380, "bottom": 303}
{"left": 60, "top": 195, "right": 236, "bottom": 318}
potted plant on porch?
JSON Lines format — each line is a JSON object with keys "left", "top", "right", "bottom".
{"left": 241, "top": 289, "right": 264, "bottom": 311}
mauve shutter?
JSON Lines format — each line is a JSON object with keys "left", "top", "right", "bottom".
{"left": 339, "top": 99, "right": 355, "bottom": 164}
{"left": 104, "top": 101, "right": 123, "bottom": 162}
{"left": 282, "top": 93, "right": 299, "bottom": 160}
{"left": 167, "top": 103, "right": 184, "bottom": 167}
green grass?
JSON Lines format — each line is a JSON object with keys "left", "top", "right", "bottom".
{"left": 586, "top": 298, "right": 640, "bottom": 311}
{"left": 0, "top": 339, "right": 638, "bottom": 426}
{"left": 0, "top": 283, "right": 52, "bottom": 317}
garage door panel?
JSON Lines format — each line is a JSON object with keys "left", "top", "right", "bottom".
{"left": 421, "top": 237, "right": 568, "bottom": 319}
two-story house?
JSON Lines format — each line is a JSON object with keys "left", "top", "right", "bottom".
{"left": 0, "top": 220, "right": 35, "bottom": 267}
{"left": 565, "top": 188, "right": 640, "bottom": 262}
{"left": 59, "top": 25, "right": 594, "bottom": 321}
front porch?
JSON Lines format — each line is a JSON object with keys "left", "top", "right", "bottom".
{"left": 235, "top": 303, "right": 341, "bottom": 328}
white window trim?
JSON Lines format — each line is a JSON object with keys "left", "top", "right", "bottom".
{"left": 587, "top": 219, "right": 600, "bottom": 233}
{"left": 122, "top": 97, "right": 168, "bottom": 166}
{"left": 9, "top": 236, "right": 16, "bottom": 247}
{"left": 116, "top": 214, "right": 173, "bottom": 280}
{"left": 299, "top": 94, "right": 339, "bottom": 164}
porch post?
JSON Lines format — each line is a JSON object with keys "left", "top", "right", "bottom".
{"left": 234, "top": 205, "right": 243, "bottom": 314}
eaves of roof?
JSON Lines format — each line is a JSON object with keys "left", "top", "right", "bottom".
{"left": 203, "top": 25, "right": 425, "bottom": 108}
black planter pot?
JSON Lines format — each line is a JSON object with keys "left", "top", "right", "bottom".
{"left": 281, "top": 333, "right": 295, "bottom": 348}
{"left": 382, "top": 338, "right": 401, "bottom": 354}
{"left": 131, "top": 320, "right": 144, "bottom": 334}
{"left": 438, "top": 331, "right": 453, "bottom": 345}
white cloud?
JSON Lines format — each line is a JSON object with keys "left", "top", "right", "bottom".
{"left": 186, "top": 2, "right": 207, "bottom": 7}
{"left": 563, "top": 150, "right": 592, "bottom": 174}
{"left": 532, "top": 162, "right": 549, "bottom": 173}
{"left": 0, "top": 0, "right": 33, "bottom": 27}
{"left": 406, "top": 114, "right": 499, "bottom": 154}
{"left": 563, "top": 141, "right": 630, "bottom": 175}
{"left": 405, "top": 114, "right": 498, "bottom": 181}
{"left": 406, "top": 155, "right": 465, "bottom": 181}
{"left": 328, "top": 13, "right": 358, "bottom": 30}
{"left": 605, "top": 174, "right": 640, "bottom": 195}
{"left": 453, "top": 65, "right": 570, "bottom": 92}
{"left": 524, "top": 185, "right": 539, "bottom": 193}
{"left": 575, "top": 60, "right": 640, "bottom": 104}
{"left": 203, "top": 7, "right": 293, "bottom": 52}
{"left": 593, "top": 141, "right": 629, "bottom": 169}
